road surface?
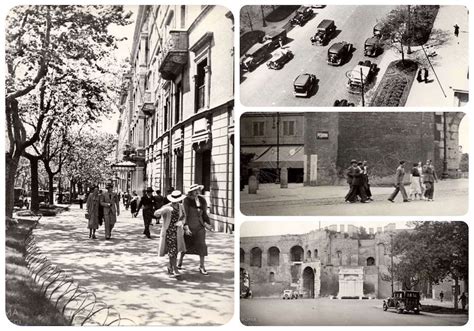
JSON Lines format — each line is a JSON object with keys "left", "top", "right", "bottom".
{"left": 240, "top": 5, "right": 396, "bottom": 106}
{"left": 240, "top": 298, "right": 468, "bottom": 326}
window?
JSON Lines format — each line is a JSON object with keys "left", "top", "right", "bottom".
{"left": 268, "top": 247, "right": 280, "bottom": 266}
{"left": 269, "top": 272, "right": 275, "bottom": 283}
{"left": 174, "top": 82, "right": 182, "bottom": 124}
{"left": 307, "top": 250, "right": 312, "bottom": 261}
{"left": 290, "top": 246, "right": 304, "bottom": 262}
{"left": 253, "top": 122, "right": 265, "bottom": 137}
{"left": 164, "top": 96, "right": 170, "bottom": 131}
{"left": 314, "top": 249, "right": 318, "bottom": 259}
{"left": 283, "top": 121, "right": 295, "bottom": 136}
{"left": 195, "top": 59, "right": 207, "bottom": 111}
{"left": 180, "top": 5, "right": 186, "bottom": 29}
{"left": 250, "top": 247, "right": 262, "bottom": 267}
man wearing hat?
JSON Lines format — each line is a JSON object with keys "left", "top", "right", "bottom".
{"left": 135, "top": 187, "right": 159, "bottom": 238}
{"left": 99, "top": 183, "right": 120, "bottom": 240}
{"left": 388, "top": 160, "right": 409, "bottom": 203}
{"left": 345, "top": 160, "right": 368, "bottom": 203}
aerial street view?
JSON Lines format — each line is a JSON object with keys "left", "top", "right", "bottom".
{"left": 240, "top": 5, "right": 468, "bottom": 107}
{"left": 240, "top": 112, "right": 468, "bottom": 216}
{"left": 240, "top": 221, "right": 468, "bottom": 326}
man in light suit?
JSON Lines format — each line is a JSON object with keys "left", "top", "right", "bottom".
{"left": 100, "top": 183, "right": 120, "bottom": 239}
{"left": 388, "top": 161, "right": 409, "bottom": 203}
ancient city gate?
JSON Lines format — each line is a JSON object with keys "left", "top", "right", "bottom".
{"left": 298, "top": 262, "right": 321, "bottom": 298}
{"left": 303, "top": 267, "right": 315, "bottom": 298}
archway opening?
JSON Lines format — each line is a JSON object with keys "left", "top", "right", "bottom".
{"left": 303, "top": 267, "right": 315, "bottom": 298}
{"left": 268, "top": 246, "right": 280, "bottom": 266}
{"left": 250, "top": 247, "right": 262, "bottom": 267}
{"left": 290, "top": 245, "right": 304, "bottom": 262}
{"left": 367, "top": 257, "right": 375, "bottom": 266}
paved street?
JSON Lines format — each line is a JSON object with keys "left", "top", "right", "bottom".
{"left": 31, "top": 204, "right": 234, "bottom": 326}
{"left": 240, "top": 178, "right": 468, "bottom": 216}
{"left": 240, "top": 5, "right": 395, "bottom": 107}
{"left": 240, "top": 298, "right": 468, "bottom": 326}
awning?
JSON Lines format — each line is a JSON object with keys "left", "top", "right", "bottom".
{"left": 111, "top": 161, "right": 137, "bottom": 171}
{"left": 243, "top": 145, "right": 304, "bottom": 169}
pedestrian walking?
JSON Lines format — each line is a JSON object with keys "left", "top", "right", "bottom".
{"left": 408, "top": 162, "right": 422, "bottom": 200}
{"left": 459, "top": 292, "right": 468, "bottom": 310}
{"left": 123, "top": 191, "right": 131, "bottom": 210}
{"left": 388, "top": 161, "right": 409, "bottom": 203}
{"left": 78, "top": 192, "right": 85, "bottom": 209}
{"left": 154, "top": 190, "right": 165, "bottom": 224}
{"left": 417, "top": 161, "right": 426, "bottom": 200}
{"left": 85, "top": 186, "right": 100, "bottom": 239}
{"left": 423, "top": 68, "right": 429, "bottom": 83}
{"left": 130, "top": 190, "right": 139, "bottom": 216}
{"left": 439, "top": 290, "right": 444, "bottom": 302}
{"left": 345, "top": 160, "right": 368, "bottom": 203}
{"left": 154, "top": 190, "right": 186, "bottom": 278}
{"left": 178, "top": 184, "right": 214, "bottom": 275}
{"left": 361, "top": 160, "right": 373, "bottom": 201}
{"left": 416, "top": 69, "right": 423, "bottom": 83}
{"left": 423, "top": 159, "right": 438, "bottom": 201}
{"left": 99, "top": 183, "right": 120, "bottom": 240}
{"left": 135, "top": 187, "right": 158, "bottom": 238}
{"left": 454, "top": 24, "right": 460, "bottom": 37}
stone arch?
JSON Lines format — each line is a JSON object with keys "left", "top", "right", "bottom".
{"left": 269, "top": 271, "right": 275, "bottom": 283}
{"left": 250, "top": 247, "right": 262, "bottom": 267}
{"left": 366, "top": 257, "right": 375, "bottom": 266}
{"left": 290, "top": 245, "right": 304, "bottom": 262}
{"left": 314, "top": 249, "right": 319, "bottom": 259}
{"left": 306, "top": 250, "right": 312, "bottom": 261}
{"left": 240, "top": 248, "right": 245, "bottom": 264}
{"left": 303, "top": 267, "right": 315, "bottom": 298}
{"left": 267, "top": 246, "right": 280, "bottom": 266}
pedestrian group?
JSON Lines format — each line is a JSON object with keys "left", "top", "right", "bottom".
{"left": 85, "top": 183, "right": 213, "bottom": 278}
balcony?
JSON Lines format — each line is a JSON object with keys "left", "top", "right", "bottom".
{"left": 159, "top": 30, "right": 188, "bottom": 81}
{"left": 140, "top": 90, "right": 155, "bottom": 116}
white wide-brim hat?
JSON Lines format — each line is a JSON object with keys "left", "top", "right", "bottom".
{"left": 187, "top": 184, "right": 204, "bottom": 194}
{"left": 167, "top": 190, "right": 186, "bottom": 203}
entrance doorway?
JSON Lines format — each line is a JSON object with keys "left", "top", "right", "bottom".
{"left": 195, "top": 149, "right": 211, "bottom": 192}
{"left": 303, "top": 267, "right": 315, "bottom": 298}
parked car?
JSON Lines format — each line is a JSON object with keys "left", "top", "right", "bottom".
{"left": 241, "top": 43, "right": 269, "bottom": 72}
{"left": 373, "top": 22, "right": 383, "bottom": 38}
{"left": 267, "top": 48, "right": 294, "bottom": 70}
{"left": 289, "top": 6, "right": 313, "bottom": 26}
{"left": 311, "top": 19, "right": 336, "bottom": 45}
{"left": 14, "top": 187, "right": 29, "bottom": 209}
{"left": 364, "top": 36, "right": 383, "bottom": 57}
{"left": 293, "top": 73, "right": 317, "bottom": 97}
{"left": 282, "top": 289, "right": 298, "bottom": 300}
{"left": 327, "top": 41, "right": 353, "bottom": 66}
{"left": 262, "top": 29, "right": 287, "bottom": 51}
{"left": 346, "top": 60, "right": 378, "bottom": 94}
{"left": 334, "top": 99, "right": 355, "bottom": 106}
{"left": 383, "top": 291, "right": 421, "bottom": 314}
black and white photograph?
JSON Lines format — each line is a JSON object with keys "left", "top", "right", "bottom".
{"left": 240, "top": 221, "right": 468, "bottom": 326}
{"left": 240, "top": 112, "right": 469, "bottom": 216}
{"left": 5, "top": 4, "right": 234, "bottom": 326}
{"left": 240, "top": 5, "right": 468, "bottom": 107}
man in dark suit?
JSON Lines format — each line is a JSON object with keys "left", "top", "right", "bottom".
{"left": 345, "top": 160, "right": 368, "bottom": 203}
{"left": 99, "top": 183, "right": 120, "bottom": 240}
{"left": 388, "top": 161, "right": 409, "bottom": 202}
{"left": 135, "top": 187, "right": 158, "bottom": 238}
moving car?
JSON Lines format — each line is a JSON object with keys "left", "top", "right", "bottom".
{"left": 282, "top": 289, "right": 298, "bottom": 300}
{"left": 383, "top": 291, "right": 421, "bottom": 314}
{"left": 346, "top": 60, "right": 378, "bottom": 94}
{"left": 262, "top": 29, "right": 287, "bottom": 51}
{"left": 289, "top": 6, "right": 313, "bottom": 26}
{"left": 293, "top": 73, "right": 317, "bottom": 97}
{"left": 14, "top": 187, "right": 29, "bottom": 209}
{"left": 311, "top": 19, "right": 336, "bottom": 45}
{"left": 267, "top": 48, "right": 294, "bottom": 70}
{"left": 364, "top": 36, "right": 383, "bottom": 57}
{"left": 373, "top": 22, "right": 383, "bottom": 38}
{"left": 327, "top": 41, "right": 353, "bottom": 66}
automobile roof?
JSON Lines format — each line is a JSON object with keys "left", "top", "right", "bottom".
{"left": 328, "top": 42, "right": 345, "bottom": 53}
{"left": 317, "top": 19, "right": 335, "bottom": 29}
{"left": 349, "top": 65, "right": 371, "bottom": 81}
{"left": 365, "top": 37, "right": 379, "bottom": 45}
{"left": 245, "top": 42, "right": 268, "bottom": 56}
{"left": 296, "top": 6, "right": 310, "bottom": 13}
{"left": 294, "top": 74, "right": 311, "bottom": 85}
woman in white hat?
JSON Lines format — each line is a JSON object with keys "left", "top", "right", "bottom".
{"left": 179, "top": 184, "right": 213, "bottom": 275}
{"left": 154, "top": 190, "right": 186, "bottom": 278}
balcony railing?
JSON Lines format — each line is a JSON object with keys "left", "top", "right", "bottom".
{"left": 141, "top": 90, "right": 155, "bottom": 116}
{"left": 158, "top": 30, "right": 188, "bottom": 81}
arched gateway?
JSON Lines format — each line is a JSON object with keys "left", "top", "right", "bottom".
{"left": 303, "top": 267, "right": 315, "bottom": 298}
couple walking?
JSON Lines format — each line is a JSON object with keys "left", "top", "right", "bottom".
{"left": 86, "top": 183, "right": 120, "bottom": 240}
{"left": 155, "top": 184, "right": 213, "bottom": 278}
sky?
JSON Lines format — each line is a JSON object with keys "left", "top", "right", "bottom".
{"left": 240, "top": 221, "right": 412, "bottom": 237}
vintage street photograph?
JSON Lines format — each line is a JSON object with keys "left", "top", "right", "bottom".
{"left": 5, "top": 5, "right": 234, "bottom": 326}
{"left": 240, "top": 112, "right": 469, "bottom": 216}
{"left": 240, "top": 221, "right": 468, "bottom": 326}
{"left": 240, "top": 5, "right": 468, "bottom": 107}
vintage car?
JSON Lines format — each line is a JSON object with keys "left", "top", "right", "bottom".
{"left": 327, "top": 41, "right": 353, "bottom": 66}
{"left": 373, "top": 22, "right": 383, "bottom": 38}
{"left": 364, "top": 36, "right": 383, "bottom": 57}
{"left": 383, "top": 291, "right": 421, "bottom": 314}
{"left": 241, "top": 42, "right": 269, "bottom": 72}
{"left": 282, "top": 289, "right": 299, "bottom": 300}
{"left": 289, "top": 6, "right": 313, "bottom": 26}
{"left": 333, "top": 99, "right": 355, "bottom": 106}
{"left": 293, "top": 73, "right": 317, "bottom": 97}
{"left": 311, "top": 19, "right": 336, "bottom": 45}
{"left": 262, "top": 29, "right": 287, "bottom": 51}
{"left": 346, "top": 60, "right": 378, "bottom": 94}
{"left": 14, "top": 187, "right": 29, "bottom": 209}
{"left": 267, "top": 48, "right": 294, "bottom": 70}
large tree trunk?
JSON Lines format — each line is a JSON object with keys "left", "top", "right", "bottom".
{"left": 453, "top": 276, "right": 459, "bottom": 310}
{"left": 28, "top": 157, "right": 40, "bottom": 212}
{"left": 47, "top": 172, "right": 55, "bottom": 205}
{"left": 5, "top": 155, "right": 20, "bottom": 218}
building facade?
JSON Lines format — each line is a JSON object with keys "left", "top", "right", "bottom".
{"left": 116, "top": 5, "right": 234, "bottom": 230}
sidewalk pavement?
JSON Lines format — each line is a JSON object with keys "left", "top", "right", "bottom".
{"left": 32, "top": 204, "right": 234, "bottom": 326}
{"left": 405, "top": 5, "right": 469, "bottom": 106}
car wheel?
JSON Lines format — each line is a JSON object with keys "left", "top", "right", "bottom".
{"left": 397, "top": 308, "right": 403, "bottom": 314}
{"left": 414, "top": 310, "right": 420, "bottom": 315}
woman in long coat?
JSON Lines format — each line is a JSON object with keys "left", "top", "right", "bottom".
{"left": 179, "top": 184, "right": 213, "bottom": 275}
{"left": 154, "top": 190, "right": 186, "bottom": 278}
{"left": 86, "top": 186, "right": 100, "bottom": 239}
